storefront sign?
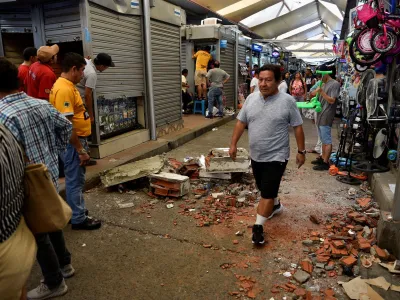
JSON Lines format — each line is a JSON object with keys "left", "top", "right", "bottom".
{"left": 252, "top": 44, "right": 263, "bottom": 52}
{"left": 220, "top": 40, "right": 227, "bottom": 49}
{"left": 130, "top": 0, "right": 139, "bottom": 8}
{"left": 272, "top": 50, "right": 280, "bottom": 58}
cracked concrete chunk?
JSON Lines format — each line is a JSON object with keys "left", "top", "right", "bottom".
{"left": 206, "top": 148, "right": 249, "bottom": 173}
{"left": 293, "top": 270, "right": 310, "bottom": 284}
{"left": 100, "top": 156, "right": 165, "bottom": 187}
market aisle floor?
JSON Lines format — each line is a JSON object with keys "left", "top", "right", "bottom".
{"left": 26, "top": 119, "right": 398, "bottom": 299}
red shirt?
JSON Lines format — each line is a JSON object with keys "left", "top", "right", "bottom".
{"left": 18, "top": 65, "right": 29, "bottom": 92}
{"left": 25, "top": 62, "right": 57, "bottom": 100}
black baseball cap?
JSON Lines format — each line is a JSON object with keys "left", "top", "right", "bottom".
{"left": 96, "top": 53, "right": 115, "bottom": 67}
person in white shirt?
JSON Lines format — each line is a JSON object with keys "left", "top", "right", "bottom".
{"left": 278, "top": 73, "right": 288, "bottom": 93}
{"left": 250, "top": 70, "right": 259, "bottom": 93}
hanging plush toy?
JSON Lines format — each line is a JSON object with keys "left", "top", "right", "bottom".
{"left": 332, "top": 34, "right": 338, "bottom": 54}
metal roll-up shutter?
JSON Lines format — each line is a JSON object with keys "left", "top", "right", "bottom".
{"left": 238, "top": 45, "right": 246, "bottom": 85}
{"left": 0, "top": 5, "right": 31, "bottom": 32}
{"left": 151, "top": 19, "right": 181, "bottom": 127}
{"left": 89, "top": 3, "right": 144, "bottom": 97}
{"left": 181, "top": 41, "right": 187, "bottom": 70}
{"left": 43, "top": 0, "right": 81, "bottom": 43}
{"left": 220, "top": 41, "right": 235, "bottom": 108}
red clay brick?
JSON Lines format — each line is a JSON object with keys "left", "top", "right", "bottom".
{"left": 332, "top": 240, "right": 346, "bottom": 249}
{"left": 324, "top": 288, "right": 335, "bottom": 297}
{"left": 340, "top": 256, "right": 357, "bottom": 267}
{"left": 271, "top": 287, "right": 280, "bottom": 293}
{"left": 359, "top": 242, "right": 371, "bottom": 251}
{"left": 331, "top": 246, "right": 348, "bottom": 257}
{"left": 317, "top": 255, "right": 331, "bottom": 263}
{"left": 294, "top": 288, "right": 306, "bottom": 298}
{"left": 301, "top": 260, "right": 314, "bottom": 273}
{"left": 357, "top": 198, "right": 372, "bottom": 208}
{"left": 373, "top": 245, "right": 389, "bottom": 260}
{"left": 286, "top": 283, "right": 297, "bottom": 290}
{"left": 351, "top": 248, "right": 359, "bottom": 257}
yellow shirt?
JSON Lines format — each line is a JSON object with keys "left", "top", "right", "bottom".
{"left": 49, "top": 77, "right": 91, "bottom": 137}
{"left": 194, "top": 50, "right": 212, "bottom": 71}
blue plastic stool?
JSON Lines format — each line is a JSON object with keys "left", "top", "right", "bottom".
{"left": 193, "top": 100, "right": 206, "bottom": 115}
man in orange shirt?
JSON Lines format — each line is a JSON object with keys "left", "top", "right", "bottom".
{"left": 50, "top": 52, "right": 101, "bottom": 231}
{"left": 18, "top": 47, "right": 37, "bottom": 92}
{"left": 192, "top": 46, "right": 212, "bottom": 100}
{"left": 25, "top": 44, "right": 58, "bottom": 100}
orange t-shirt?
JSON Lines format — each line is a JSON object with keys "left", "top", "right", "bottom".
{"left": 18, "top": 64, "right": 29, "bottom": 92}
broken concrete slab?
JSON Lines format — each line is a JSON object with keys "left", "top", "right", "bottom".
{"left": 364, "top": 277, "right": 391, "bottom": 291}
{"left": 100, "top": 155, "right": 165, "bottom": 187}
{"left": 293, "top": 270, "right": 310, "bottom": 284}
{"left": 149, "top": 172, "right": 190, "bottom": 197}
{"left": 205, "top": 148, "right": 249, "bottom": 173}
{"left": 199, "top": 170, "right": 231, "bottom": 180}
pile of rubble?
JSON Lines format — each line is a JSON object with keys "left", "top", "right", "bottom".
{"left": 267, "top": 194, "right": 399, "bottom": 299}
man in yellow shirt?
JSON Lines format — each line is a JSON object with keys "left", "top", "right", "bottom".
{"left": 192, "top": 46, "right": 212, "bottom": 100}
{"left": 50, "top": 52, "right": 101, "bottom": 230}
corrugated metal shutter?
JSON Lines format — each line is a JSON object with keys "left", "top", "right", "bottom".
{"left": 89, "top": 3, "right": 144, "bottom": 97}
{"left": 238, "top": 45, "right": 246, "bottom": 85}
{"left": 43, "top": 0, "right": 81, "bottom": 43}
{"left": 181, "top": 41, "right": 187, "bottom": 70}
{"left": 220, "top": 41, "right": 235, "bottom": 108}
{"left": 0, "top": 5, "right": 32, "bottom": 32}
{"left": 151, "top": 19, "right": 181, "bottom": 127}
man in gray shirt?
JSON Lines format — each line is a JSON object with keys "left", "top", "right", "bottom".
{"left": 311, "top": 65, "right": 340, "bottom": 171}
{"left": 205, "top": 61, "right": 230, "bottom": 118}
{"left": 76, "top": 53, "right": 115, "bottom": 123}
{"left": 229, "top": 64, "right": 306, "bottom": 246}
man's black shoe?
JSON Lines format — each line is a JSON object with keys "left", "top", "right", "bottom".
{"left": 205, "top": 115, "right": 213, "bottom": 119}
{"left": 68, "top": 209, "right": 89, "bottom": 224}
{"left": 313, "top": 163, "right": 330, "bottom": 171}
{"left": 252, "top": 224, "right": 265, "bottom": 245}
{"left": 311, "top": 157, "right": 324, "bottom": 165}
{"left": 71, "top": 217, "right": 101, "bottom": 230}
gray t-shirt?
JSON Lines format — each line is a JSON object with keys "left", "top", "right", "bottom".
{"left": 237, "top": 91, "right": 303, "bottom": 162}
{"left": 317, "top": 79, "right": 341, "bottom": 126}
{"left": 206, "top": 68, "right": 230, "bottom": 87}
{"left": 76, "top": 58, "right": 97, "bottom": 102}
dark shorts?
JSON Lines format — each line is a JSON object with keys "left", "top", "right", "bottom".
{"left": 251, "top": 160, "right": 288, "bottom": 199}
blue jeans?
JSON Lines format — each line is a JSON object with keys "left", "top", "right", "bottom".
{"left": 64, "top": 138, "right": 88, "bottom": 224}
{"left": 207, "top": 87, "right": 224, "bottom": 116}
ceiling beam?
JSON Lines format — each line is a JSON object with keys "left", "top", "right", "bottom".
{"left": 222, "top": 0, "right": 282, "bottom": 22}
{"left": 291, "top": 49, "right": 334, "bottom": 53}
{"left": 279, "top": 23, "right": 324, "bottom": 41}
{"left": 294, "top": 56, "right": 336, "bottom": 59}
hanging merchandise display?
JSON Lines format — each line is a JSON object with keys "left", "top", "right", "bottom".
{"left": 348, "top": 0, "right": 400, "bottom": 67}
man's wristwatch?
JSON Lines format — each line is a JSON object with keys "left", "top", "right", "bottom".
{"left": 298, "top": 150, "right": 306, "bottom": 155}
{"left": 78, "top": 148, "right": 88, "bottom": 155}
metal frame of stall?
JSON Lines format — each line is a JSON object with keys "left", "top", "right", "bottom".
{"left": 181, "top": 24, "right": 239, "bottom": 110}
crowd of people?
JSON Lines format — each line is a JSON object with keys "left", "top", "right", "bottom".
{"left": 0, "top": 45, "right": 114, "bottom": 299}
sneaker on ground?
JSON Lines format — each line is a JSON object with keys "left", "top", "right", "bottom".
{"left": 252, "top": 224, "right": 265, "bottom": 245}
{"left": 61, "top": 264, "right": 75, "bottom": 278}
{"left": 71, "top": 216, "right": 101, "bottom": 230}
{"left": 267, "top": 203, "right": 284, "bottom": 220}
{"left": 311, "top": 157, "right": 324, "bottom": 165}
{"left": 313, "top": 162, "right": 330, "bottom": 171}
{"left": 205, "top": 115, "right": 213, "bottom": 119}
{"left": 214, "top": 113, "right": 224, "bottom": 118}
{"left": 27, "top": 279, "right": 68, "bottom": 300}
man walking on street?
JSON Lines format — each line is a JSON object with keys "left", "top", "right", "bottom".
{"left": 312, "top": 65, "right": 340, "bottom": 171}
{"left": 50, "top": 53, "right": 102, "bottom": 230}
{"left": 192, "top": 46, "right": 212, "bottom": 100}
{"left": 0, "top": 57, "right": 74, "bottom": 299}
{"left": 25, "top": 44, "right": 59, "bottom": 100}
{"left": 229, "top": 64, "right": 306, "bottom": 246}
{"left": 205, "top": 61, "right": 230, "bottom": 118}
{"left": 18, "top": 47, "right": 37, "bottom": 92}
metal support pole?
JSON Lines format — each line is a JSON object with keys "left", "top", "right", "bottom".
{"left": 143, "top": 0, "right": 157, "bottom": 140}
{"left": 234, "top": 31, "right": 239, "bottom": 111}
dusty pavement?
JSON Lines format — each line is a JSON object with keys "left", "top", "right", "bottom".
{"left": 27, "top": 119, "right": 400, "bottom": 299}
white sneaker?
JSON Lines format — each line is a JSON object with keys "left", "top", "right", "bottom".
{"left": 27, "top": 279, "right": 68, "bottom": 299}
{"left": 267, "top": 203, "right": 284, "bottom": 220}
{"left": 61, "top": 264, "right": 75, "bottom": 278}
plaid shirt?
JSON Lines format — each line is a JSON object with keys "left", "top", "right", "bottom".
{"left": 0, "top": 92, "right": 72, "bottom": 190}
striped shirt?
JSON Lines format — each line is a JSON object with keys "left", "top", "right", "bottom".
{"left": 0, "top": 92, "right": 72, "bottom": 190}
{"left": 0, "top": 125, "right": 24, "bottom": 242}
